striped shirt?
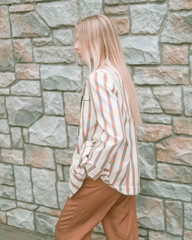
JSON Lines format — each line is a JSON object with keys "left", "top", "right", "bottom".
{"left": 69, "top": 68, "right": 140, "bottom": 198}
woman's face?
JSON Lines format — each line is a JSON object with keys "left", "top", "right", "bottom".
{"left": 74, "top": 31, "right": 85, "bottom": 62}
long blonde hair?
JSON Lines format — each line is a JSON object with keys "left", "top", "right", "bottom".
{"left": 75, "top": 14, "right": 142, "bottom": 126}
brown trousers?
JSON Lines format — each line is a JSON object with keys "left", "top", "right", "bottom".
{"left": 55, "top": 177, "right": 139, "bottom": 240}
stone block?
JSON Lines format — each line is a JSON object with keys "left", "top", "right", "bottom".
{"left": 10, "top": 12, "right": 50, "bottom": 37}
{"left": 35, "top": 212, "right": 58, "bottom": 236}
{"left": 136, "top": 123, "right": 172, "bottom": 142}
{"left": 169, "top": 0, "right": 192, "bottom": 10}
{"left": 11, "top": 80, "right": 41, "bottom": 96}
{"left": 2, "top": 149, "right": 23, "bottom": 165}
{"left": 0, "top": 6, "right": 11, "bottom": 38}
{"left": 173, "top": 117, "right": 192, "bottom": 135}
{"left": 136, "top": 195, "right": 164, "bottom": 230}
{"left": 29, "top": 116, "right": 67, "bottom": 148}
{"left": 55, "top": 149, "right": 74, "bottom": 165}
{"left": 153, "top": 87, "right": 182, "bottom": 114}
{"left": 43, "top": 91, "right": 64, "bottom": 115}
{"left": 130, "top": 4, "right": 167, "bottom": 34}
{"left": 138, "top": 142, "right": 155, "bottom": 179}
{"left": 25, "top": 144, "right": 55, "bottom": 169}
{"left": 110, "top": 17, "right": 129, "bottom": 35}
{"left": 36, "top": 1, "right": 78, "bottom": 27}
{"left": 162, "top": 45, "right": 188, "bottom": 65}
{"left": 15, "top": 63, "right": 40, "bottom": 80}
{"left": 183, "top": 87, "right": 192, "bottom": 116}
{"left": 57, "top": 181, "right": 70, "bottom": 210}
{"left": 7, "top": 208, "right": 34, "bottom": 230}
{"left": 0, "top": 40, "right": 14, "bottom": 71}
{"left": 156, "top": 136, "right": 192, "bottom": 166}
{"left": 13, "top": 38, "right": 33, "bottom": 63}
{"left": 0, "top": 185, "right": 15, "bottom": 199}
{"left": 14, "top": 165, "right": 33, "bottom": 202}
{"left": 141, "top": 179, "right": 192, "bottom": 201}
{"left": 0, "top": 119, "right": 9, "bottom": 134}
{"left": 79, "top": 0, "right": 103, "bottom": 18}
{"left": 53, "top": 29, "right": 74, "bottom": 46}
{"left": 166, "top": 201, "right": 182, "bottom": 235}
{"left": 184, "top": 203, "right": 192, "bottom": 230}
{"left": 120, "top": 36, "right": 160, "bottom": 64}
{"left": 6, "top": 96, "right": 43, "bottom": 127}
{"left": 33, "top": 46, "right": 75, "bottom": 63}
{"left": 161, "top": 12, "right": 192, "bottom": 43}
{"left": 32, "top": 168, "right": 58, "bottom": 208}
{"left": 11, "top": 127, "right": 23, "bottom": 148}
{"left": 0, "top": 198, "right": 16, "bottom": 211}
{"left": 157, "top": 163, "right": 191, "bottom": 183}
{"left": 0, "top": 72, "right": 15, "bottom": 88}
{"left": 40, "top": 65, "right": 82, "bottom": 91}
{"left": 64, "top": 92, "right": 82, "bottom": 125}
{"left": 0, "top": 163, "right": 14, "bottom": 186}
{"left": 133, "top": 67, "right": 188, "bottom": 85}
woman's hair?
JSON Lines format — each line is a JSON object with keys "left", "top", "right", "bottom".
{"left": 75, "top": 14, "right": 142, "bottom": 126}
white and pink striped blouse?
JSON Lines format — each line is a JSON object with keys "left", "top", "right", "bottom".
{"left": 69, "top": 68, "right": 140, "bottom": 198}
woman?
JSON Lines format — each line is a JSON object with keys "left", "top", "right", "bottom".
{"left": 55, "top": 14, "right": 142, "bottom": 240}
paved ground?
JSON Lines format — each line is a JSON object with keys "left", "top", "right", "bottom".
{"left": 0, "top": 223, "right": 55, "bottom": 240}
{"left": 0, "top": 223, "right": 106, "bottom": 240}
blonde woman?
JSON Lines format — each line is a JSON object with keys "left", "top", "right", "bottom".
{"left": 55, "top": 14, "right": 142, "bottom": 240}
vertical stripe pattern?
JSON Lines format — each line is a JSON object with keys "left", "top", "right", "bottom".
{"left": 69, "top": 69, "right": 140, "bottom": 198}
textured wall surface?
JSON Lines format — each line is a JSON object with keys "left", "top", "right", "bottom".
{"left": 0, "top": 0, "right": 192, "bottom": 239}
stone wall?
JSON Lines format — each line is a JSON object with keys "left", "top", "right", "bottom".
{"left": 0, "top": 0, "right": 192, "bottom": 239}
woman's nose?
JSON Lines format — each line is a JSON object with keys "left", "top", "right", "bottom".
{"left": 74, "top": 42, "right": 79, "bottom": 51}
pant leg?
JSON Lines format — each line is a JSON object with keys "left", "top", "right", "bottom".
{"left": 101, "top": 194, "right": 139, "bottom": 240}
{"left": 55, "top": 177, "right": 123, "bottom": 240}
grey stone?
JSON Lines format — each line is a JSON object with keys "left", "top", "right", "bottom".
{"left": 183, "top": 87, "right": 192, "bottom": 116}
{"left": 55, "top": 149, "right": 74, "bottom": 165}
{"left": 0, "top": 97, "right": 6, "bottom": 118}
{"left": 17, "top": 202, "right": 38, "bottom": 211}
{"left": 25, "top": 144, "right": 55, "bottom": 169}
{"left": 57, "top": 164, "right": 63, "bottom": 181}
{"left": 2, "top": 149, "right": 23, "bottom": 165}
{"left": 6, "top": 96, "right": 43, "bottom": 127}
{"left": 0, "top": 134, "right": 11, "bottom": 148}
{"left": 133, "top": 67, "right": 188, "bottom": 85}
{"left": 40, "top": 65, "right": 82, "bottom": 91}
{"left": 33, "top": 46, "right": 75, "bottom": 63}
{"left": 0, "top": 73, "right": 15, "bottom": 88}
{"left": 130, "top": 4, "right": 167, "bottom": 34}
{"left": 14, "top": 165, "right": 33, "bottom": 202}
{"left": 7, "top": 208, "right": 34, "bottom": 230}
{"left": 36, "top": 1, "right": 78, "bottom": 27}
{"left": 153, "top": 87, "right": 182, "bottom": 114}
{"left": 184, "top": 230, "right": 192, "bottom": 240}
{"left": 35, "top": 212, "right": 58, "bottom": 236}
{"left": 141, "top": 114, "right": 171, "bottom": 124}
{"left": 135, "top": 87, "right": 163, "bottom": 113}
{"left": 0, "top": 119, "right": 9, "bottom": 134}
{"left": 11, "top": 81, "right": 41, "bottom": 96}
{"left": 29, "top": 116, "right": 67, "bottom": 148}
{"left": 67, "top": 125, "right": 79, "bottom": 148}
{"left": 0, "top": 198, "right": 16, "bottom": 211}
{"left": 184, "top": 203, "right": 192, "bottom": 230}
{"left": 149, "top": 231, "right": 182, "bottom": 240}
{"left": 57, "top": 181, "right": 70, "bottom": 210}
{"left": 166, "top": 201, "right": 182, "bottom": 235}
{"left": 138, "top": 142, "right": 155, "bottom": 179}
{"left": 0, "top": 40, "right": 14, "bottom": 71}
{"left": 130, "top": 0, "right": 147, "bottom": 2}
{"left": 141, "top": 179, "right": 192, "bottom": 201}
{"left": 0, "top": 185, "right": 15, "bottom": 199}
{"left": 53, "top": 29, "right": 74, "bottom": 46}
{"left": 157, "top": 163, "right": 191, "bottom": 183}
{"left": 43, "top": 91, "right": 64, "bottom": 115}
{"left": 79, "top": 0, "right": 103, "bottom": 18}
{"left": 0, "top": 6, "right": 11, "bottom": 38}
{"left": 63, "top": 166, "right": 70, "bottom": 182}
{"left": 11, "top": 127, "right": 23, "bottom": 148}
{"left": 32, "top": 168, "right": 58, "bottom": 208}
{"left": 136, "top": 195, "right": 164, "bottom": 230}
{"left": 169, "top": 0, "right": 192, "bottom": 10}
{"left": 10, "top": 12, "right": 50, "bottom": 37}
{"left": 0, "top": 163, "right": 14, "bottom": 186}
{"left": 120, "top": 36, "right": 160, "bottom": 64}
{"left": 0, "top": 88, "right": 9, "bottom": 95}
{"left": 0, "top": 0, "right": 20, "bottom": 3}
{"left": 161, "top": 12, "right": 192, "bottom": 43}
{"left": 33, "top": 36, "right": 53, "bottom": 47}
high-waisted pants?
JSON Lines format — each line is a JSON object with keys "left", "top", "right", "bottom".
{"left": 55, "top": 176, "right": 139, "bottom": 240}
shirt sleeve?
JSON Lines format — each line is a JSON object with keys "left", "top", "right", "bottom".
{"left": 79, "top": 70, "right": 126, "bottom": 180}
